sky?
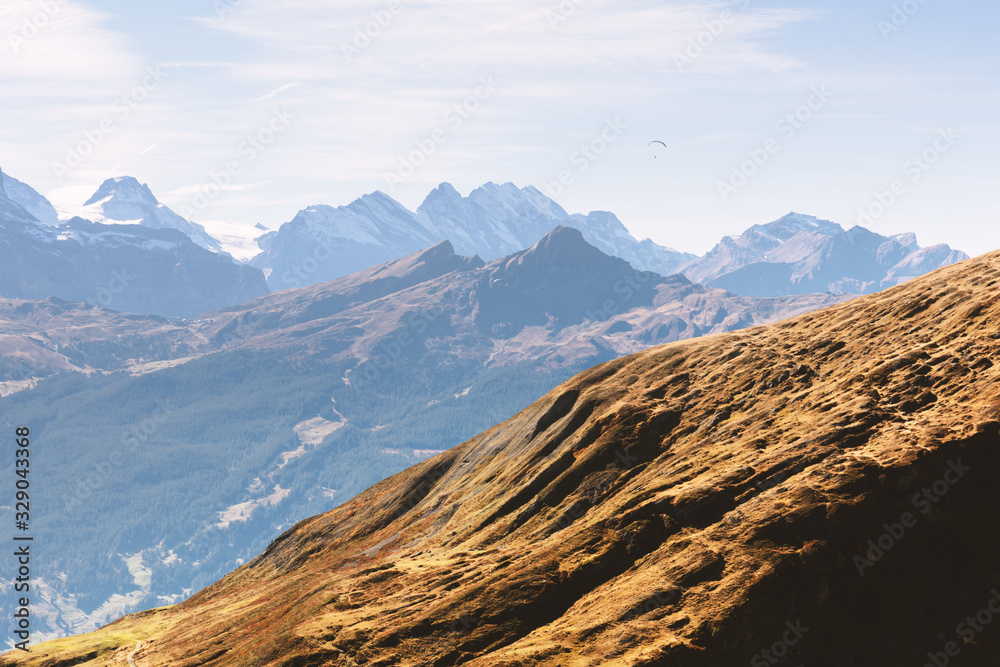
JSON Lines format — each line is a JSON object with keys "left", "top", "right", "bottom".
{"left": 0, "top": 0, "right": 997, "bottom": 256}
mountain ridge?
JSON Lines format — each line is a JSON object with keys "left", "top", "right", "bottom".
{"left": 0, "top": 187, "right": 269, "bottom": 318}
{"left": 0, "top": 229, "right": 847, "bottom": 642}
{"left": 681, "top": 211, "right": 969, "bottom": 296}
{"left": 11, "top": 247, "right": 1000, "bottom": 666}
{"left": 252, "top": 180, "right": 696, "bottom": 290}
{"left": 1, "top": 168, "right": 967, "bottom": 300}
{"left": 0, "top": 168, "right": 58, "bottom": 224}
{"left": 73, "top": 176, "right": 224, "bottom": 253}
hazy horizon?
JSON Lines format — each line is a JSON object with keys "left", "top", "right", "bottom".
{"left": 1, "top": 0, "right": 996, "bottom": 256}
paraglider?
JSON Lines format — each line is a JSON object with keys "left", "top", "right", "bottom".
{"left": 649, "top": 140, "right": 667, "bottom": 158}
{"left": 490, "top": 278, "right": 507, "bottom": 288}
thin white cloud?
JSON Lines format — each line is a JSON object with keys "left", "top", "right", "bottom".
{"left": 256, "top": 83, "right": 301, "bottom": 101}
{"left": 198, "top": 1, "right": 812, "bottom": 80}
{"left": 158, "top": 62, "right": 245, "bottom": 68}
{"left": 0, "top": 1, "right": 135, "bottom": 91}
{"left": 15, "top": 0, "right": 989, "bottom": 259}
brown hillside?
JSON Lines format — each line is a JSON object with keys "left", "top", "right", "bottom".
{"left": 10, "top": 250, "right": 1000, "bottom": 666}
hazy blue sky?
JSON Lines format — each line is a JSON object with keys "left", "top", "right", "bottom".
{"left": 1, "top": 0, "right": 996, "bottom": 255}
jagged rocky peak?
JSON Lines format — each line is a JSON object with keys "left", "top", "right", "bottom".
{"left": 0, "top": 167, "right": 59, "bottom": 224}
{"left": 84, "top": 176, "right": 159, "bottom": 220}
{"left": 467, "top": 180, "right": 570, "bottom": 219}
{"left": 683, "top": 211, "right": 968, "bottom": 297}
{"left": 77, "top": 175, "right": 223, "bottom": 252}
{"left": 734, "top": 212, "right": 844, "bottom": 248}
{"left": 422, "top": 181, "right": 463, "bottom": 204}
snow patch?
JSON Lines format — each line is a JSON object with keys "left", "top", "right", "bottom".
{"left": 412, "top": 449, "right": 445, "bottom": 458}
{"left": 122, "top": 553, "right": 151, "bottom": 591}
{"left": 216, "top": 484, "right": 290, "bottom": 528}
{"left": 23, "top": 576, "right": 149, "bottom": 644}
{"left": 199, "top": 219, "right": 265, "bottom": 262}
{"left": 292, "top": 413, "right": 346, "bottom": 447}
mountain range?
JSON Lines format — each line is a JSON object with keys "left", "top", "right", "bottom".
{"left": 250, "top": 183, "right": 969, "bottom": 298}
{"left": 683, "top": 212, "right": 970, "bottom": 296}
{"left": 0, "top": 227, "right": 847, "bottom": 643}
{"left": 0, "top": 168, "right": 969, "bottom": 310}
{"left": 248, "top": 181, "right": 697, "bottom": 291}
{"left": 0, "top": 170, "right": 268, "bottom": 318}
{"left": 11, "top": 238, "right": 1000, "bottom": 666}
{"left": 75, "top": 176, "right": 224, "bottom": 253}
{"left": 0, "top": 171, "right": 58, "bottom": 224}
{"left": 0, "top": 165, "right": 977, "bottom": 649}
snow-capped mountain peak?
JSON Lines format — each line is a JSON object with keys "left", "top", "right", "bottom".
{"left": 0, "top": 167, "right": 46, "bottom": 224}
{"left": 681, "top": 211, "right": 967, "bottom": 296}
{"left": 745, "top": 212, "right": 844, "bottom": 246}
{"left": 1, "top": 168, "right": 59, "bottom": 224}
{"left": 68, "top": 176, "right": 223, "bottom": 253}
{"left": 421, "top": 182, "right": 463, "bottom": 206}
{"left": 890, "top": 231, "right": 919, "bottom": 251}
{"left": 465, "top": 181, "right": 570, "bottom": 221}
{"left": 253, "top": 181, "right": 696, "bottom": 291}
{"left": 83, "top": 176, "right": 160, "bottom": 206}
{"left": 521, "top": 185, "right": 571, "bottom": 219}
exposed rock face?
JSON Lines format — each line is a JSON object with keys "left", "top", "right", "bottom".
{"left": 251, "top": 182, "right": 695, "bottom": 290}
{"left": 415, "top": 182, "right": 695, "bottom": 274}
{"left": 0, "top": 168, "right": 58, "bottom": 224}
{"left": 207, "top": 227, "right": 846, "bottom": 369}
{"left": 82, "top": 176, "right": 224, "bottom": 252}
{"left": 0, "top": 198, "right": 269, "bottom": 319}
{"left": 0, "top": 227, "right": 838, "bottom": 385}
{"left": 13, "top": 248, "right": 1000, "bottom": 665}
{"left": 681, "top": 212, "right": 969, "bottom": 296}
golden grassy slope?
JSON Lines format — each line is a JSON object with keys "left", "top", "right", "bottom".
{"left": 9, "top": 251, "right": 1000, "bottom": 666}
